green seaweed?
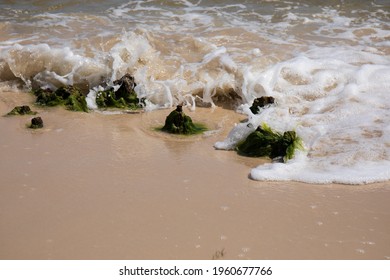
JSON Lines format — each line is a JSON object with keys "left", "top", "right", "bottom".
{"left": 32, "top": 86, "right": 88, "bottom": 112}
{"left": 65, "top": 90, "right": 88, "bottom": 112}
{"left": 236, "top": 123, "right": 303, "bottom": 162}
{"left": 161, "top": 105, "right": 207, "bottom": 135}
{"left": 6, "top": 105, "right": 37, "bottom": 116}
{"left": 283, "top": 130, "right": 304, "bottom": 161}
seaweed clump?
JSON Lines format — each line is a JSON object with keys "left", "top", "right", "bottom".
{"left": 96, "top": 74, "right": 143, "bottom": 109}
{"left": 250, "top": 96, "right": 275, "bottom": 114}
{"left": 162, "top": 105, "right": 206, "bottom": 135}
{"left": 33, "top": 85, "right": 88, "bottom": 112}
{"left": 6, "top": 105, "right": 37, "bottom": 116}
{"left": 236, "top": 123, "right": 303, "bottom": 162}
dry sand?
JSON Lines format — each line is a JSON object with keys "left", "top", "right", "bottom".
{"left": 0, "top": 91, "right": 389, "bottom": 260}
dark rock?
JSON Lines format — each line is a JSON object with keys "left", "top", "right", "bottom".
{"left": 113, "top": 73, "right": 137, "bottom": 99}
{"left": 30, "top": 117, "right": 43, "bottom": 129}
{"left": 162, "top": 105, "right": 206, "bottom": 135}
{"left": 6, "top": 105, "right": 37, "bottom": 116}
{"left": 249, "top": 96, "right": 275, "bottom": 114}
{"left": 175, "top": 104, "right": 183, "bottom": 112}
{"left": 236, "top": 123, "right": 303, "bottom": 162}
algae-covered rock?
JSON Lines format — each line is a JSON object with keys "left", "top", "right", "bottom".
{"left": 6, "top": 105, "right": 37, "bottom": 116}
{"left": 30, "top": 117, "right": 43, "bottom": 129}
{"left": 250, "top": 96, "right": 275, "bottom": 114}
{"left": 236, "top": 123, "right": 303, "bottom": 162}
{"left": 114, "top": 73, "right": 137, "bottom": 100}
{"left": 162, "top": 105, "right": 205, "bottom": 135}
{"left": 33, "top": 88, "right": 62, "bottom": 107}
{"left": 33, "top": 86, "right": 88, "bottom": 112}
{"left": 96, "top": 74, "right": 142, "bottom": 109}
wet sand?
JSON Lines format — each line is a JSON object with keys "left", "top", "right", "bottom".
{"left": 0, "top": 91, "right": 389, "bottom": 260}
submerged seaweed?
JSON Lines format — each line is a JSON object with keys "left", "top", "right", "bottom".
{"left": 161, "top": 105, "right": 206, "bottom": 135}
{"left": 236, "top": 123, "right": 303, "bottom": 162}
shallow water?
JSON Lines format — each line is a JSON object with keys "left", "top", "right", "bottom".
{"left": 0, "top": 0, "right": 389, "bottom": 184}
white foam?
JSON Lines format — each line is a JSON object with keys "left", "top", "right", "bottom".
{"left": 109, "top": 31, "right": 160, "bottom": 82}
{"left": 251, "top": 155, "right": 390, "bottom": 185}
{"left": 86, "top": 86, "right": 102, "bottom": 110}
{"left": 215, "top": 48, "right": 390, "bottom": 184}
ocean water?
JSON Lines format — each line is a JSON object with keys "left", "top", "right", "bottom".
{"left": 0, "top": 0, "right": 389, "bottom": 184}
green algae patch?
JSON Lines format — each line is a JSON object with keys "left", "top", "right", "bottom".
{"left": 5, "top": 105, "right": 37, "bottom": 116}
{"left": 65, "top": 91, "right": 88, "bottom": 112}
{"left": 96, "top": 74, "right": 143, "bottom": 110}
{"left": 32, "top": 85, "right": 88, "bottom": 112}
{"left": 236, "top": 123, "right": 303, "bottom": 162}
{"left": 161, "top": 105, "right": 207, "bottom": 135}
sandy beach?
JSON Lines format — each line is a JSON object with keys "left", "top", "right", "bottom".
{"left": 1, "top": 91, "right": 389, "bottom": 260}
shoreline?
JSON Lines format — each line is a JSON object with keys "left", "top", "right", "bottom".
{"left": 1, "top": 91, "right": 389, "bottom": 260}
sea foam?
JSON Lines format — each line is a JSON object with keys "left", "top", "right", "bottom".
{"left": 215, "top": 47, "right": 390, "bottom": 184}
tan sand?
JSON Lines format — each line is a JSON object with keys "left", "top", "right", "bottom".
{"left": 0, "top": 91, "right": 389, "bottom": 260}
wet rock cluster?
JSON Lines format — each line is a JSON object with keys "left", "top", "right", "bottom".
{"left": 4, "top": 74, "right": 144, "bottom": 129}
{"left": 4, "top": 105, "right": 42, "bottom": 129}
{"left": 32, "top": 74, "right": 143, "bottom": 112}
{"left": 96, "top": 74, "right": 143, "bottom": 109}
{"left": 3, "top": 79, "right": 302, "bottom": 162}
{"left": 33, "top": 85, "right": 88, "bottom": 112}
